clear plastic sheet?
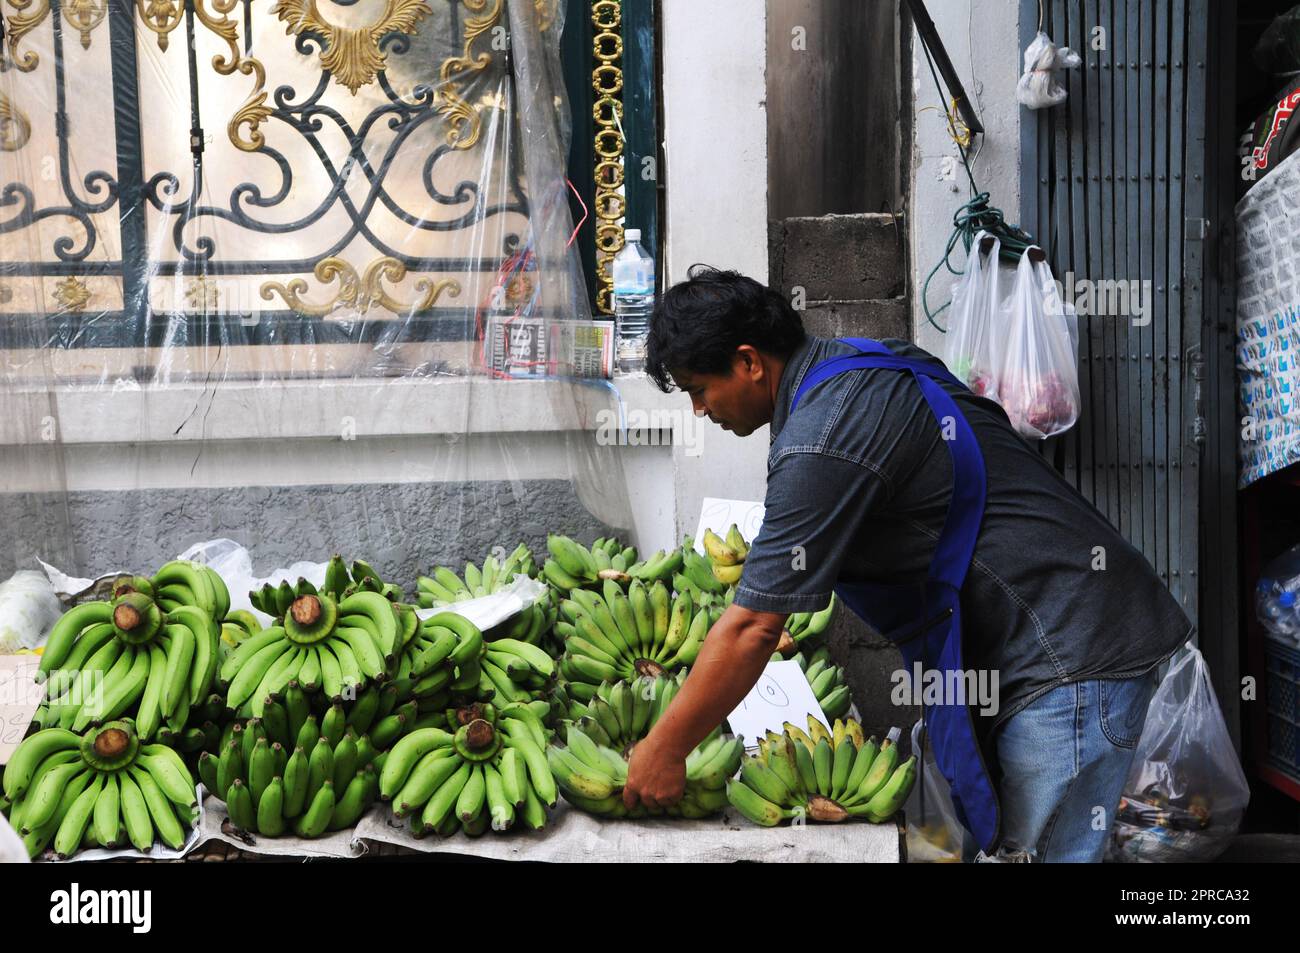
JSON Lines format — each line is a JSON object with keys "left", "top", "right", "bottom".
{"left": 0, "top": 0, "right": 634, "bottom": 585}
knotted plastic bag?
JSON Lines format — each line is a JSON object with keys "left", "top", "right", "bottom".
{"left": 1016, "top": 31, "right": 1081, "bottom": 109}
{"left": 1107, "top": 645, "right": 1251, "bottom": 863}
{"left": 943, "top": 231, "right": 1006, "bottom": 401}
{"left": 998, "top": 250, "right": 1080, "bottom": 439}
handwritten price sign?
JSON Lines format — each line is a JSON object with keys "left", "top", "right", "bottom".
{"left": 726, "top": 660, "right": 824, "bottom": 748}
{"left": 0, "top": 655, "right": 45, "bottom": 765}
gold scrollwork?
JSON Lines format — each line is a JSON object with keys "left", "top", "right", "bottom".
{"left": 1, "top": 0, "right": 112, "bottom": 68}
{"left": 137, "top": 0, "right": 184, "bottom": 52}
{"left": 0, "top": 94, "right": 32, "bottom": 151}
{"left": 272, "top": 0, "right": 434, "bottom": 96}
{"left": 191, "top": 0, "right": 273, "bottom": 153}
{"left": 260, "top": 256, "right": 461, "bottom": 318}
{"left": 4, "top": 0, "right": 49, "bottom": 71}
{"left": 433, "top": 0, "right": 504, "bottom": 150}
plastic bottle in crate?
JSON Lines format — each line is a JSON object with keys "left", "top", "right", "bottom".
{"left": 613, "top": 229, "right": 655, "bottom": 375}
{"left": 1258, "top": 578, "right": 1300, "bottom": 641}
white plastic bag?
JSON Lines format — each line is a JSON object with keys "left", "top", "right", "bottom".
{"left": 1107, "top": 645, "right": 1251, "bottom": 863}
{"left": 177, "top": 539, "right": 330, "bottom": 626}
{"left": 998, "top": 250, "right": 1080, "bottom": 439}
{"left": 0, "top": 571, "right": 63, "bottom": 653}
{"left": 1017, "top": 31, "right": 1081, "bottom": 108}
{"left": 903, "top": 720, "right": 975, "bottom": 862}
{"left": 944, "top": 231, "right": 1006, "bottom": 401}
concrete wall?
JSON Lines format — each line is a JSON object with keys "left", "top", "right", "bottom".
{"left": 909, "top": 1, "right": 1022, "bottom": 357}
{"left": 765, "top": 0, "right": 901, "bottom": 218}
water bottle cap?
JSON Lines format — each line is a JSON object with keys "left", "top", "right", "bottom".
{"left": 1281, "top": 592, "right": 1297, "bottom": 607}
{"left": 625, "top": 229, "right": 641, "bottom": 242}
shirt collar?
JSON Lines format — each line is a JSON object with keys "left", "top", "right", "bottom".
{"left": 769, "top": 335, "right": 819, "bottom": 444}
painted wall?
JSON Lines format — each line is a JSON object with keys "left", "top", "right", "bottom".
{"left": 658, "top": 0, "right": 773, "bottom": 541}
{"left": 909, "top": 1, "right": 1023, "bottom": 357}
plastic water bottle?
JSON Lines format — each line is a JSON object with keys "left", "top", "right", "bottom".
{"left": 613, "top": 229, "right": 655, "bottom": 375}
{"left": 1259, "top": 581, "right": 1300, "bottom": 639}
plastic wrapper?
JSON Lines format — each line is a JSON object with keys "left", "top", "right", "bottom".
{"left": 1106, "top": 645, "right": 1250, "bottom": 863}
{"left": 1016, "top": 31, "right": 1081, "bottom": 109}
{"left": 943, "top": 231, "right": 1005, "bottom": 401}
{"left": 0, "top": 571, "right": 63, "bottom": 653}
{"left": 0, "top": 2, "right": 634, "bottom": 589}
{"left": 998, "top": 250, "right": 1080, "bottom": 440}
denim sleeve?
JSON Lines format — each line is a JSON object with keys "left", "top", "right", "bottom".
{"left": 732, "top": 449, "right": 890, "bottom": 615}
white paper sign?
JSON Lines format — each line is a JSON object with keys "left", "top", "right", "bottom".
{"left": 694, "top": 497, "right": 765, "bottom": 554}
{"left": 726, "top": 660, "right": 824, "bottom": 747}
{"left": 0, "top": 655, "right": 46, "bottom": 765}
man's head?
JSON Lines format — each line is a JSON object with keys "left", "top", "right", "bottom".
{"left": 646, "top": 266, "right": 806, "bottom": 437}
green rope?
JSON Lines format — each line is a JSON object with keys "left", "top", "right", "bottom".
{"left": 917, "top": 27, "right": 1036, "bottom": 332}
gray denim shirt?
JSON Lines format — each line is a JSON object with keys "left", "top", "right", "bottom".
{"left": 732, "top": 335, "right": 1192, "bottom": 731}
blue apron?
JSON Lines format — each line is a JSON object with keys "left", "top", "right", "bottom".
{"left": 789, "top": 337, "right": 1000, "bottom": 852}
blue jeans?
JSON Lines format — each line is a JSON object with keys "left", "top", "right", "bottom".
{"left": 991, "top": 670, "right": 1159, "bottom": 862}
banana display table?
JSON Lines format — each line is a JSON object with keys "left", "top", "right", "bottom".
{"left": 177, "top": 795, "right": 904, "bottom": 863}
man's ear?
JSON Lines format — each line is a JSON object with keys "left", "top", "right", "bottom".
{"left": 735, "top": 345, "right": 765, "bottom": 382}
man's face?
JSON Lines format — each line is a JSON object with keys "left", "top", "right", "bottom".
{"left": 671, "top": 348, "right": 773, "bottom": 437}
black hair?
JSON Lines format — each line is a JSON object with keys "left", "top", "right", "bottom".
{"left": 644, "top": 265, "right": 806, "bottom": 392}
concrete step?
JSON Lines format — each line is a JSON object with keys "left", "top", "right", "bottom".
{"left": 770, "top": 212, "right": 906, "bottom": 301}
{"left": 800, "top": 297, "right": 910, "bottom": 342}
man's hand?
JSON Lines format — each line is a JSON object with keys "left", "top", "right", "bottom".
{"left": 623, "top": 733, "right": 686, "bottom": 810}
{"left": 621, "top": 603, "right": 785, "bottom": 811}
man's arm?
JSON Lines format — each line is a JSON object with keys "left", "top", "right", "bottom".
{"left": 623, "top": 603, "right": 786, "bottom": 809}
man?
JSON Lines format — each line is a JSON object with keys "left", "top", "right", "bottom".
{"left": 622, "top": 266, "right": 1191, "bottom": 862}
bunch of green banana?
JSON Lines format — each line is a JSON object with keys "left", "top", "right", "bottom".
{"left": 378, "top": 702, "right": 554, "bottom": 837}
{"left": 417, "top": 544, "right": 537, "bottom": 607}
{"left": 591, "top": 537, "right": 637, "bottom": 569}
{"left": 482, "top": 589, "right": 556, "bottom": 651}
{"left": 777, "top": 594, "right": 838, "bottom": 655}
{"left": 340, "top": 557, "right": 406, "bottom": 601}
{"left": 564, "top": 672, "right": 682, "bottom": 751}
{"left": 249, "top": 577, "right": 321, "bottom": 620}
{"left": 702, "top": 524, "right": 750, "bottom": 586}
{"left": 548, "top": 711, "right": 742, "bottom": 820}
{"left": 726, "top": 716, "right": 916, "bottom": 826}
{"left": 543, "top": 534, "right": 636, "bottom": 593}
{"left": 32, "top": 580, "right": 221, "bottom": 742}
{"left": 217, "top": 588, "right": 399, "bottom": 718}
{"left": 481, "top": 636, "right": 558, "bottom": 702}
{"left": 385, "top": 610, "right": 485, "bottom": 722}
{"left": 197, "top": 700, "right": 383, "bottom": 837}
{"left": 146, "top": 560, "right": 231, "bottom": 618}
{"left": 626, "top": 548, "right": 684, "bottom": 584}
{"left": 778, "top": 646, "right": 853, "bottom": 721}
{"left": 2, "top": 720, "right": 198, "bottom": 858}
{"left": 221, "top": 609, "right": 263, "bottom": 652}
{"left": 674, "top": 537, "right": 732, "bottom": 601}
{"left": 555, "top": 579, "right": 711, "bottom": 698}
{"left": 170, "top": 691, "right": 227, "bottom": 762}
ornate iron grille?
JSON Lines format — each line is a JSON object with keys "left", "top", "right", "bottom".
{"left": 0, "top": 0, "right": 561, "bottom": 378}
